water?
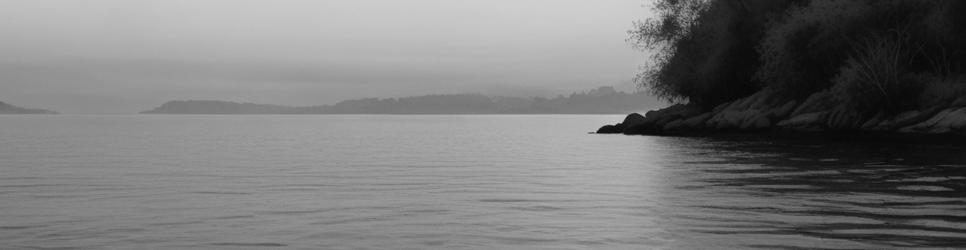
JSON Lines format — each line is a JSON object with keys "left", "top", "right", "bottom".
{"left": 1, "top": 115, "right": 964, "bottom": 249}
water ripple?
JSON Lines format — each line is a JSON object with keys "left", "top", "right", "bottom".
{"left": 1, "top": 115, "right": 965, "bottom": 249}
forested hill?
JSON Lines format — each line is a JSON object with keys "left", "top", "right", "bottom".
{"left": 141, "top": 87, "right": 662, "bottom": 114}
{"left": 0, "top": 101, "right": 58, "bottom": 114}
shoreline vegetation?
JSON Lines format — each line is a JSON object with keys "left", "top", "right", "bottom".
{"left": 601, "top": 0, "right": 966, "bottom": 136}
{"left": 0, "top": 101, "right": 57, "bottom": 114}
{"left": 141, "top": 86, "right": 661, "bottom": 114}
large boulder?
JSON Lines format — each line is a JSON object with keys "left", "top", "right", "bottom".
{"left": 777, "top": 112, "right": 829, "bottom": 131}
{"left": 824, "top": 107, "right": 864, "bottom": 130}
{"left": 664, "top": 112, "right": 714, "bottom": 132}
{"left": 772, "top": 100, "right": 798, "bottom": 118}
{"left": 790, "top": 91, "right": 835, "bottom": 117}
{"left": 621, "top": 113, "right": 646, "bottom": 128}
{"left": 707, "top": 109, "right": 760, "bottom": 130}
{"left": 865, "top": 107, "right": 944, "bottom": 131}
{"left": 869, "top": 111, "right": 919, "bottom": 131}
{"left": 595, "top": 113, "right": 644, "bottom": 134}
{"left": 899, "top": 107, "right": 966, "bottom": 134}
{"left": 740, "top": 114, "right": 772, "bottom": 130}
{"left": 623, "top": 104, "right": 703, "bottom": 135}
{"left": 595, "top": 124, "right": 622, "bottom": 134}
{"left": 860, "top": 111, "right": 887, "bottom": 130}
{"left": 702, "top": 89, "right": 792, "bottom": 131}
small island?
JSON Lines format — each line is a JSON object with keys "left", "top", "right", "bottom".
{"left": 141, "top": 86, "right": 663, "bottom": 114}
{"left": 599, "top": 0, "right": 966, "bottom": 136}
{"left": 0, "top": 101, "right": 58, "bottom": 114}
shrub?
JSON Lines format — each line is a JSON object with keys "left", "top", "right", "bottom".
{"left": 758, "top": 0, "right": 965, "bottom": 99}
{"left": 757, "top": 0, "right": 874, "bottom": 98}
{"left": 831, "top": 32, "right": 921, "bottom": 113}
{"left": 918, "top": 76, "right": 966, "bottom": 108}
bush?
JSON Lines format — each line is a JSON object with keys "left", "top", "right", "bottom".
{"left": 918, "top": 76, "right": 966, "bottom": 108}
{"left": 831, "top": 32, "right": 921, "bottom": 113}
{"left": 758, "top": 0, "right": 965, "bottom": 101}
{"left": 756, "top": 0, "right": 872, "bottom": 98}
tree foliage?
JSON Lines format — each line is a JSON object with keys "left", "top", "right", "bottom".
{"left": 630, "top": 0, "right": 799, "bottom": 107}
{"left": 630, "top": 0, "right": 966, "bottom": 114}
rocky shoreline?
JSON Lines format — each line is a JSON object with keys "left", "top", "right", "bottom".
{"left": 597, "top": 89, "right": 966, "bottom": 136}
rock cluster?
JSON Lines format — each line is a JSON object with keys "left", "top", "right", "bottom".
{"left": 597, "top": 89, "right": 966, "bottom": 136}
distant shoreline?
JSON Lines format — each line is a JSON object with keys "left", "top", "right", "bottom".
{"left": 139, "top": 87, "right": 663, "bottom": 115}
{"left": 0, "top": 101, "right": 58, "bottom": 114}
{"left": 138, "top": 113, "right": 633, "bottom": 115}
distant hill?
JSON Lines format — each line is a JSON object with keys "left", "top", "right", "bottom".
{"left": 0, "top": 101, "right": 58, "bottom": 114}
{"left": 140, "top": 100, "right": 301, "bottom": 114}
{"left": 141, "top": 86, "right": 662, "bottom": 114}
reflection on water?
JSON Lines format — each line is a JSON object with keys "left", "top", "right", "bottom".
{"left": 656, "top": 135, "right": 966, "bottom": 249}
{"left": 0, "top": 115, "right": 964, "bottom": 249}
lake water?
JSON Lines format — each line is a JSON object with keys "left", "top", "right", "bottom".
{"left": 1, "top": 115, "right": 964, "bottom": 249}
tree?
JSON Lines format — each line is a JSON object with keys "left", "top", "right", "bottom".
{"left": 630, "top": 0, "right": 799, "bottom": 108}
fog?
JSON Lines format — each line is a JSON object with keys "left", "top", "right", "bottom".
{"left": 0, "top": 0, "right": 650, "bottom": 114}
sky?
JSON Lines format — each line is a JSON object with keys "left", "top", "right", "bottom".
{"left": 0, "top": 0, "right": 652, "bottom": 114}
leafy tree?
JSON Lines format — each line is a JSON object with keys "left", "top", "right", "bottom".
{"left": 630, "top": 0, "right": 798, "bottom": 108}
{"left": 631, "top": 0, "right": 966, "bottom": 114}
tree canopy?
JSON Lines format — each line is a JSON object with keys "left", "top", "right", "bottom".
{"left": 630, "top": 0, "right": 966, "bottom": 114}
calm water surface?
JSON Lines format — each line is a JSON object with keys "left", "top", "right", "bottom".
{"left": 1, "top": 115, "right": 964, "bottom": 249}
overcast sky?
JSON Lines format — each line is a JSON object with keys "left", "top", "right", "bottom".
{"left": 1, "top": 0, "right": 652, "bottom": 113}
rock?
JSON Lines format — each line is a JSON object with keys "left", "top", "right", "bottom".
{"left": 825, "top": 107, "right": 863, "bottom": 130}
{"left": 728, "top": 95, "right": 755, "bottom": 111}
{"left": 900, "top": 107, "right": 966, "bottom": 133}
{"left": 729, "top": 89, "right": 773, "bottom": 111}
{"left": 869, "top": 107, "right": 944, "bottom": 131}
{"left": 597, "top": 83, "right": 966, "bottom": 136}
{"left": 596, "top": 124, "right": 621, "bottom": 134}
{"left": 860, "top": 111, "right": 886, "bottom": 130}
{"left": 893, "top": 110, "right": 924, "bottom": 126}
{"left": 699, "top": 90, "right": 789, "bottom": 132}
{"left": 712, "top": 101, "right": 734, "bottom": 114}
{"left": 621, "top": 113, "right": 646, "bottom": 128}
{"left": 681, "top": 112, "right": 714, "bottom": 129}
{"left": 594, "top": 113, "right": 644, "bottom": 134}
{"left": 746, "top": 89, "right": 779, "bottom": 110}
{"left": 662, "top": 112, "right": 713, "bottom": 132}
{"left": 740, "top": 115, "right": 771, "bottom": 130}
{"left": 790, "top": 91, "right": 834, "bottom": 117}
{"left": 622, "top": 123, "right": 652, "bottom": 135}
{"left": 772, "top": 100, "right": 798, "bottom": 118}
{"left": 870, "top": 111, "right": 918, "bottom": 131}
{"left": 652, "top": 104, "right": 703, "bottom": 119}
{"left": 707, "top": 109, "right": 760, "bottom": 130}
{"left": 777, "top": 112, "right": 829, "bottom": 131}
{"left": 624, "top": 104, "right": 703, "bottom": 135}
{"left": 662, "top": 118, "right": 686, "bottom": 131}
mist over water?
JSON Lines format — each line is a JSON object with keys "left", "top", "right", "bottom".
{"left": 0, "top": 0, "right": 648, "bottom": 114}
{"left": 1, "top": 115, "right": 964, "bottom": 249}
